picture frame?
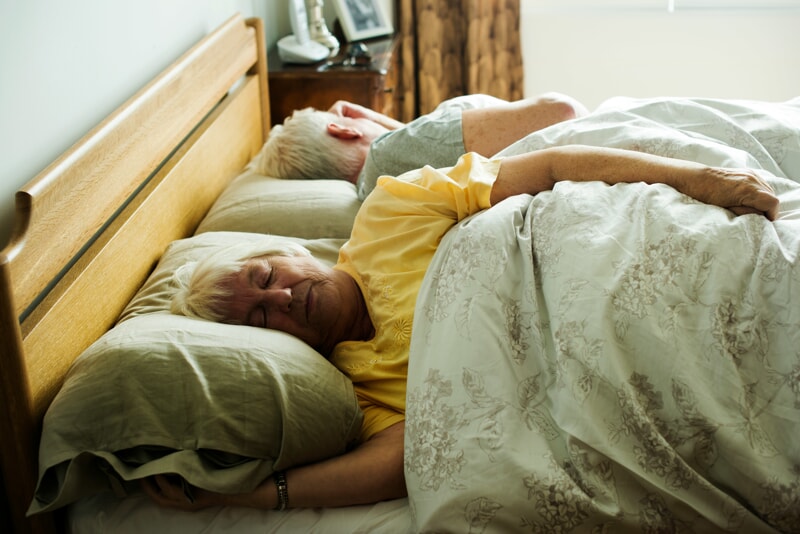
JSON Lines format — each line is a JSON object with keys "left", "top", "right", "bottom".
{"left": 332, "top": 0, "right": 393, "bottom": 42}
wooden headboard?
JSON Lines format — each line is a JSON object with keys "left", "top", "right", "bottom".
{"left": 0, "top": 14, "right": 270, "bottom": 533}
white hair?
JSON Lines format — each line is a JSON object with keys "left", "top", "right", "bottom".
{"left": 171, "top": 239, "right": 311, "bottom": 322}
{"left": 255, "top": 108, "right": 363, "bottom": 181}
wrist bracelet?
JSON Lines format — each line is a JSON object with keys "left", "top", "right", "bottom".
{"left": 274, "top": 470, "right": 288, "bottom": 511}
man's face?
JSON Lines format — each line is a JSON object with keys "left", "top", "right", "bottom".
{"left": 215, "top": 254, "right": 354, "bottom": 354}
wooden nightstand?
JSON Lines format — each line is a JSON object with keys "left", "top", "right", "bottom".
{"left": 267, "top": 34, "right": 400, "bottom": 126}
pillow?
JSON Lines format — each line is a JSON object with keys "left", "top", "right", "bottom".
{"left": 30, "top": 232, "right": 361, "bottom": 515}
{"left": 195, "top": 168, "right": 361, "bottom": 239}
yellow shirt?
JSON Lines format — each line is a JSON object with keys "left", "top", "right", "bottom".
{"left": 332, "top": 153, "right": 500, "bottom": 440}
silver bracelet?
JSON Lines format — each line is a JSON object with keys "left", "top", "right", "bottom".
{"left": 274, "top": 470, "right": 289, "bottom": 511}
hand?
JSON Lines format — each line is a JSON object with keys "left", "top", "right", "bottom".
{"left": 327, "top": 100, "right": 404, "bottom": 130}
{"left": 680, "top": 167, "right": 780, "bottom": 220}
{"left": 140, "top": 475, "right": 224, "bottom": 511}
{"left": 328, "top": 100, "right": 371, "bottom": 120}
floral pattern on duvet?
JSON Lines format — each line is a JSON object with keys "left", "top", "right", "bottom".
{"left": 405, "top": 173, "right": 800, "bottom": 533}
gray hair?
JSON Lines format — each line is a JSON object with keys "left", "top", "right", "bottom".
{"left": 171, "top": 239, "right": 311, "bottom": 322}
{"left": 255, "top": 108, "right": 363, "bottom": 181}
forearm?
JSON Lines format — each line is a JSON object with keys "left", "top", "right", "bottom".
{"left": 490, "top": 145, "right": 706, "bottom": 205}
{"left": 226, "top": 421, "right": 406, "bottom": 509}
{"left": 490, "top": 145, "right": 779, "bottom": 219}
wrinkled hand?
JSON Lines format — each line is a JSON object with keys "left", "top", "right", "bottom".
{"left": 680, "top": 167, "right": 780, "bottom": 220}
{"left": 140, "top": 475, "right": 224, "bottom": 511}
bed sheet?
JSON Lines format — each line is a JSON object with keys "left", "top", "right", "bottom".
{"left": 68, "top": 492, "right": 410, "bottom": 533}
{"left": 405, "top": 97, "right": 800, "bottom": 532}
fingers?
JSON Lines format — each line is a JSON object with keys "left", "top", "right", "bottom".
{"left": 711, "top": 168, "right": 780, "bottom": 221}
{"left": 141, "top": 475, "right": 171, "bottom": 505}
{"left": 736, "top": 170, "right": 780, "bottom": 221}
{"left": 751, "top": 172, "right": 780, "bottom": 221}
{"left": 140, "top": 475, "right": 201, "bottom": 510}
{"left": 747, "top": 190, "right": 780, "bottom": 221}
{"left": 328, "top": 100, "right": 369, "bottom": 120}
{"left": 731, "top": 193, "right": 779, "bottom": 221}
{"left": 729, "top": 202, "right": 779, "bottom": 221}
{"left": 327, "top": 100, "right": 348, "bottom": 116}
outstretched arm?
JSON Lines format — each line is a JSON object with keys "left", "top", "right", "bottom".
{"left": 142, "top": 421, "right": 406, "bottom": 510}
{"left": 490, "top": 145, "right": 780, "bottom": 220}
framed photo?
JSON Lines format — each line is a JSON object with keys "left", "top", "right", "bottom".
{"left": 332, "top": 0, "right": 393, "bottom": 42}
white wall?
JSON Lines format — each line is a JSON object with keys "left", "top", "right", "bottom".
{"left": 7, "top": 1, "right": 790, "bottom": 247}
{"left": 0, "top": 0, "right": 280, "bottom": 247}
{"left": 0, "top": 0, "right": 394, "bottom": 248}
{"left": 521, "top": 5, "right": 800, "bottom": 110}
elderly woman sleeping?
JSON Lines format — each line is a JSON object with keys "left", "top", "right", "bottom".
{"left": 141, "top": 141, "right": 778, "bottom": 513}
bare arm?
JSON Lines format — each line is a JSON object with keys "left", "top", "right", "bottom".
{"left": 274, "top": 421, "right": 406, "bottom": 508}
{"left": 462, "top": 93, "right": 587, "bottom": 157}
{"left": 328, "top": 100, "right": 405, "bottom": 131}
{"left": 490, "top": 145, "right": 780, "bottom": 220}
{"left": 141, "top": 421, "right": 406, "bottom": 510}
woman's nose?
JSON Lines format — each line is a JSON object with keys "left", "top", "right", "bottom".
{"left": 262, "top": 287, "right": 292, "bottom": 313}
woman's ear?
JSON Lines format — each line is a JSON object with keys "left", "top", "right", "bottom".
{"left": 326, "top": 122, "right": 363, "bottom": 140}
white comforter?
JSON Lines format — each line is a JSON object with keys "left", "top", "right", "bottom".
{"left": 405, "top": 97, "right": 800, "bottom": 533}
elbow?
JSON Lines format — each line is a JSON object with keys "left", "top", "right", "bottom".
{"left": 369, "top": 449, "right": 407, "bottom": 501}
{"left": 367, "top": 421, "right": 407, "bottom": 501}
{"left": 537, "top": 92, "right": 590, "bottom": 121}
{"left": 383, "top": 431, "right": 408, "bottom": 500}
{"left": 385, "top": 468, "right": 408, "bottom": 500}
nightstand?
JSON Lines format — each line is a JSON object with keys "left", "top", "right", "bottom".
{"left": 267, "top": 34, "right": 401, "bottom": 126}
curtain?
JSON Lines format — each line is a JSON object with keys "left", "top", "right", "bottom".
{"left": 396, "top": 0, "right": 524, "bottom": 120}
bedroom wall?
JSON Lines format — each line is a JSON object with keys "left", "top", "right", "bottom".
{"left": 0, "top": 0, "right": 285, "bottom": 249}
{"left": 0, "top": 0, "right": 393, "bottom": 249}
{"left": 4, "top": 2, "right": 794, "bottom": 248}
{"left": 522, "top": 5, "right": 800, "bottom": 110}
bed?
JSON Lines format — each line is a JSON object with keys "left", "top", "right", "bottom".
{"left": 1, "top": 13, "right": 799, "bottom": 534}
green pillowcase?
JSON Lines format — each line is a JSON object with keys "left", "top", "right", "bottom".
{"left": 195, "top": 169, "right": 361, "bottom": 239}
{"left": 29, "top": 232, "right": 361, "bottom": 515}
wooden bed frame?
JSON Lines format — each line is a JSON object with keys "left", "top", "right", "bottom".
{"left": 0, "top": 15, "right": 271, "bottom": 533}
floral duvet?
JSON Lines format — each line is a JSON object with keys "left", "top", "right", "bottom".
{"left": 405, "top": 97, "right": 800, "bottom": 533}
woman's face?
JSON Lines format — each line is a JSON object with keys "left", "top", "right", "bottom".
{"left": 215, "top": 254, "right": 359, "bottom": 354}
